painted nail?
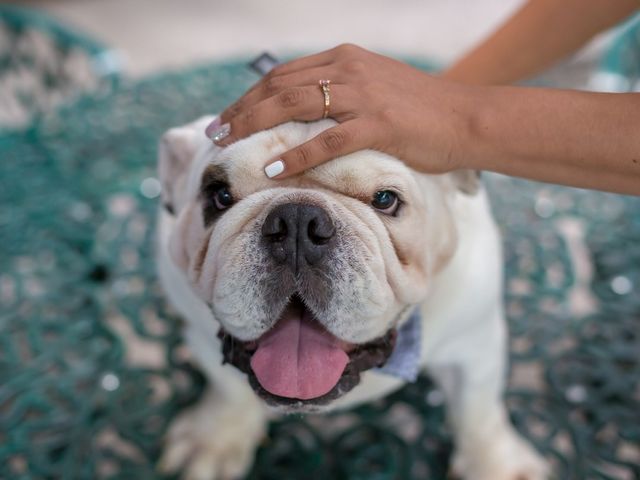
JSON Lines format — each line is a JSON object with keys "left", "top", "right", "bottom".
{"left": 204, "top": 117, "right": 221, "bottom": 138}
{"left": 264, "top": 159, "right": 285, "bottom": 178}
{"left": 210, "top": 123, "right": 231, "bottom": 143}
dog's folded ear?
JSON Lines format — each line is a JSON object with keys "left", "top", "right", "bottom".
{"left": 158, "top": 116, "right": 215, "bottom": 215}
{"left": 450, "top": 169, "right": 481, "bottom": 195}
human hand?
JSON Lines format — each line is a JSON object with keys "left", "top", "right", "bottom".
{"left": 205, "top": 44, "right": 478, "bottom": 178}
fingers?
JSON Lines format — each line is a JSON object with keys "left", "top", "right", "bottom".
{"left": 207, "top": 44, "right": 378, "bottom": 178}
{"left": 263, "top": 120, "right": 376, "bottom": 179}
{"left": 218, "top": 46, "right": 348, "bottom": 124}
{"left": 219, "top": 65, "right": 341, "bottom": 125}
{"left": 215, "top": 84, "right": 352, "bottom": 146}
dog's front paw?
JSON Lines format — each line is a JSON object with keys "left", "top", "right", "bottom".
{"left": 159, "top": 388, "right": 267, "bottom": 480}
{"left": 451, "top": 426, "right": 549, "bottom": 480}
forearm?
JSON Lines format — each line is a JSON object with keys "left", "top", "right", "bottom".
{"left": 462, "top": 88, "right": 640, "bottom": 195}
{"left": 443, "top": 0, "right": 639, "bottom": 85}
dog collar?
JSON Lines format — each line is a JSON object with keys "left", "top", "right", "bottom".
{"left": 374, "top": 308, "right": 422, "bottom": 382}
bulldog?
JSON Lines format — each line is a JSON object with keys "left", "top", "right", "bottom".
{"left": 156, "top": 115, "right": 549, "bottom": 480}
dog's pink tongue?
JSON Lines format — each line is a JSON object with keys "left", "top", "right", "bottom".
{"left": 250, "top": 307, "right": 348, "bottom": 400}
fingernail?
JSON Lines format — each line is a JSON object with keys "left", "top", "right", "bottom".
{"left": 210, "top": 123, "right": 231, "bottom": 143}
{"left": 264, "top": 159, "right": 285, "bottom": 178}
{"left": 204, "top": 117, "right": 221, "bottom": 138}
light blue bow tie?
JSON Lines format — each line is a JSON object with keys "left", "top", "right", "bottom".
{"left": 375, "top": 309, "right": 422, "bottom": 382}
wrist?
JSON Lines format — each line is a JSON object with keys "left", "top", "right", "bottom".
{"left": 459, "top": 84, "right": 514, "bottom": 173}
{"left": 449, "top": 83, "right": 497, "bottom": 172}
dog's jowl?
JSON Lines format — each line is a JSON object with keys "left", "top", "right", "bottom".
{"left": 156, "top": 115, "right": 549, "bottom": 480}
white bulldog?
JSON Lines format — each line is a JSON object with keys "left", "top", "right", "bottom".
{"left": 156, "top": 115, "right": 549, "bottom": 480}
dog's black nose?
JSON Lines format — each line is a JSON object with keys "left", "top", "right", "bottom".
{"left": 262, "top": 203, "right": 335, "bottom": 272}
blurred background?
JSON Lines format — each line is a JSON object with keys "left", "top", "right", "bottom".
{"left": 22, "top": 0, "right": 534, "bottom": 76}
{"left": 0, "top": 1, "right": 638, "bottom": 479}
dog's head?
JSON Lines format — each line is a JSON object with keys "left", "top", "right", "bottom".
{"left": 159, "top": 116, "right": 477, "bottom": 412}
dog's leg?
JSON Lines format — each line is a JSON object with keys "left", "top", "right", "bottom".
{"left": 427, "top": 312, "right": 549, "bottom": 480}
{"left": 159, "top": 324, "right": 268, "bottom": 480}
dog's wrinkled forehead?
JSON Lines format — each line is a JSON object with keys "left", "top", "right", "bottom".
{"left": 189, "top": 120, "right": 415, "bottom": 200}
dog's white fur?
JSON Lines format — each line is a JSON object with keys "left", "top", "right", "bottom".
{"left": 156, "top": 116, "right": 549, "bottom": 480}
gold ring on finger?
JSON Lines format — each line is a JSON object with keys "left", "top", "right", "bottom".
{"left": 319, "top": 79, "right": 331, "bottom": 119}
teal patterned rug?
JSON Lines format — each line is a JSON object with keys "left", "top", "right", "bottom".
{"left": 1, "top": 56, "right": 639, "bottom": 480}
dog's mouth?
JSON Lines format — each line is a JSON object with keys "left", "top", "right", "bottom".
{"left": 218, "top": 294, "right": 397, "bottom": 409}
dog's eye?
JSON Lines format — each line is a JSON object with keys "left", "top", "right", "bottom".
{"left": 212, "top": 185, "right": 234, "bottom": 210}
{"left": 371, "top": 190, "right": 400, "bottom": 215}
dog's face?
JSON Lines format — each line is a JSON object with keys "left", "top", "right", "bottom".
{"left": 159, "top": 116, "right": 472, "bottom": 412}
